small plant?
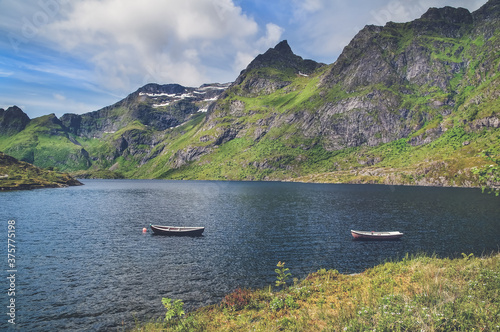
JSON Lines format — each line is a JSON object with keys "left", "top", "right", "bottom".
{"left": 275, "top": 261, "right": 292, "bottom": 288}
{"left": 270, "top": 295, "right": 298, "bottom": 312}
{"left": 285, "top": 294, "right": 298, "bottom": 309}
{"left": 462, "top": 252, "right": 474, "bottom": 260}
{"left": 221, "top": 288, "right": 253, "bottom": 310}
{"left": 471, "top": 152, "right": 500, "bottom": 196}
{"left": 162, "top": 297, "right": 185, "bottom": 322}
{"left": 270, "top": 296, "right": 285, "bottom": 311}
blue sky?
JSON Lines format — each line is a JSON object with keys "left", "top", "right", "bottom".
{"left": 0, "top": 0, "right": 487, "bottom": 119}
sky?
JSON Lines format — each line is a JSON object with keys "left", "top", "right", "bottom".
{"left": 0, "top": 0, "right": 488, "bottom": 119}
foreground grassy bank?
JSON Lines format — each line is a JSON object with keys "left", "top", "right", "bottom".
{"left": 135, "top": 253, "right": 500, "bottom": 331}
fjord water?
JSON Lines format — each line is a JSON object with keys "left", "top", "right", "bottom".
{"left": 1, "top": 180, "right": 499, "bottom": 331}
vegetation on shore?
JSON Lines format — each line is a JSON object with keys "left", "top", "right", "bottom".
{"left": 0, "top": 152, "right": 82, "bottom": 190}
{"left": 134, "top": 253, "right": 500, "bottom": 331}
{"left": 287, "top": 128, "right": 500, "bottom": 196}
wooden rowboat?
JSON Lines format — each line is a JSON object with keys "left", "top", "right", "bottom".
{"left": 351, "top": 230, "right": 403, "bottom": 241}
{"left": 150, "top": 224, "right": 205, "bottom": 236}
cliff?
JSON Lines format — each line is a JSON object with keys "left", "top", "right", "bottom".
{"left": 0, "top": 106, "right": 30, "bottom": 136}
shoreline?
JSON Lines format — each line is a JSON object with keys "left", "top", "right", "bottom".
{"left": 135, "top": 252, "right": 500, "bottom": 331}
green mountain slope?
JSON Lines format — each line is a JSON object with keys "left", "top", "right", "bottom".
{"left": 0, "top": 112, "right": 92, "bottom": 171}
{"left": 0, "top": 152, "right": 82, "bottom": 190}
{"left": 131, "top": 2, "right": 499, "bottom": 189}
{"left": 0, "top": 0, "right": 499, "bottom": 190}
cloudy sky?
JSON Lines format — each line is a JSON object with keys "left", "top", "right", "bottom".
{"left": 0, "top": 0, "right": 487, "bottom": 118}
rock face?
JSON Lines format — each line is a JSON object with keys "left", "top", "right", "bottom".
{"left": 60, "top": 83, "right": 230, "bottom": 138}
{"left": 0, "top": 83, "right": 230, "bottom": 173}
{"left": 185, "top": 0, "right": 495, "bottom": 158}
{"left": 0, "top": 106, "right": 30, "bottom": 136}
{"left": 160, "top": 0, "right": 499, "bottom": 177}
{"left": 229, "top": 40, "right": 324, "bottom": 97}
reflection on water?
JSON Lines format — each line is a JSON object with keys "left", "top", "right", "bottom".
{"left": 1, "top": 180, "right": 499, "bottom": 331}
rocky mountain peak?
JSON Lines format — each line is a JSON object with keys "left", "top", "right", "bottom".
{"left": 420, "top": 6, "right": 472, "bottom": 24}
{"left": 0, "top": 106, "right": 31, "bottom": 136}
{"left": 472, "top": 0, "right": 500, "bottom": 39}
{"left": 244, "top": 40, "right": 323, "bottom": 75}
{"left": 474, "top": 0, "right": 500, "bottom": 21}
{"left": 228, "top": 40, "right": 324, "bottom": 97}
{"left": 137, "top": 83, "right": 186, "bottom": 95}
{"left": 411, "top": 6, "right": 473, "bottom": 38}
{"left": 271, "top": 40, "right": 294, "bottom": 56}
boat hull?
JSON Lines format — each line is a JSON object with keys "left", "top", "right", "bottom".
{"left": 351, "top": 230, "right": 403, "bottom": 241}
{"left": 150, "top": 225, "right": 205, "bottom": 236}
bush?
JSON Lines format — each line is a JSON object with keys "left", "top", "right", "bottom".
{"left": 221, "top": 288, "right": 253, "bottom": 311}
{"left": 161, "top": 297, "right": 185, "bottom": 322}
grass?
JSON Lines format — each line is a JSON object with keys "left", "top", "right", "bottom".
{"left": 134, "top": 253, "right": 500, "bottom": 332}
{"left": 291, "top": 125, "right": 499, "bottom": 190}
{"left": 0, "top": 152, "right": 82, "bottom": 190}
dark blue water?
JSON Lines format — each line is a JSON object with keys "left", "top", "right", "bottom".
{"left": 1, "top": 180, "right": 499, "bottom": 331}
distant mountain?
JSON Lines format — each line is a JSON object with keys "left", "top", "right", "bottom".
{"left": 60, "top": 82, "right": 230, "bottom": 138}
{"left": 1, "top": 0, "right": 499, "bottom": 189}
{"left": 0, "top": 83, "right": 229, "bottom": 172}
{"left": 0, "top": 106, "right": 30, "bottom": 136}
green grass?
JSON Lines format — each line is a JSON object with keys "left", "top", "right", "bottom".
{"left": 292, "top": 125, "right": 499, "bottom": 189}
{"left": 134, "top": 253, "right": 500, "bottom": 332}
{"left": 0, "top": 152, "right": 81, "bottom": 190}
{"left": 0, "top": 114, "right": 93, "bottom": 171}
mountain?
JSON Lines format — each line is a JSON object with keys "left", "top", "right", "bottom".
{"left": 0, "top": 0, "right": 499, "bottom": 189}
{"left": 60, "top": 82, "right": 230, "bottom": 138}
{"left": 0, "top": 106, "right": 30, "bottom": 136}
{"left": 0, "top": 83, "right": 229, "bottom": 173}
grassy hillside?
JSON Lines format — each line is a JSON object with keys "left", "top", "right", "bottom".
{"left": 135, "top": 253, "right": 500, "bottom": 331}
{"left": 0, "top": 114, "right": 91, "bottom": 171}
{"left": 0, "top": 152, "right": 82, "bottom": 190}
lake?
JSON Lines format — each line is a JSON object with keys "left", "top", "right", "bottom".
{"left": 1, "top": 180, "right": 499, "bottom": 331}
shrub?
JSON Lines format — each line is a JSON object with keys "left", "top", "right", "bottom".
{"left": 161, "top": 297, "right": 185, "bottom": 322}
{"left": 221, "top": 288, "right": 253, "bottom": 311}
{"left": 275, "top": 261, "right": 292, "bottom": 288}
{"left": 270, "top": 295, "right": 298, "bottom": 312}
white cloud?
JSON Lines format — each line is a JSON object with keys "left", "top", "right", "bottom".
{"left": 301, "top": 0, "right": 324, "bottom": 13}
{"left": 39, "top": 0, "right": 282, "bottom": 92}
{"left": 257, "top": 23, "right": 285, "bottom": 48}
{"left": 291, "top": 0, "right": 328, "bottom": 17}
{"left": 0, "top": 70, "right": 14, "bottom": 77}
{"left": 234, "top": 51, "right": 255, "bottom": 73}
{"left": 53, "top": 93, "right": 66, "bottom": 101}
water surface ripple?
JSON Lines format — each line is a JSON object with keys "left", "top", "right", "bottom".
{"left": 1, "top": 180, "right": 499, "bottom": 331}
